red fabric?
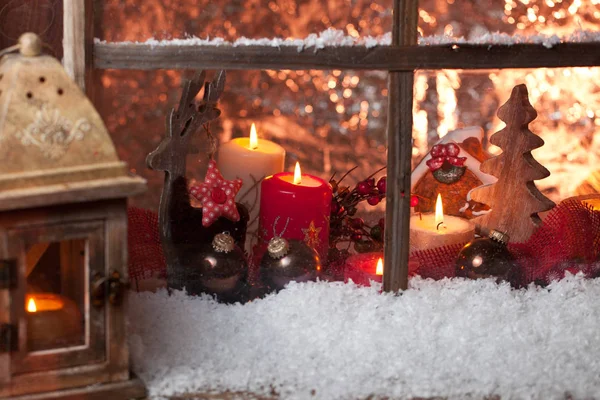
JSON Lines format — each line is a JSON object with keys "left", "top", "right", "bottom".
{"left": 410, "top": 200, "right": 600, "bottom": 286}
{"left": 126, "top": 200, "right": 600, "bottom": 287}
{"left": 127, "top": 207, "right": 166, "bottom": 281}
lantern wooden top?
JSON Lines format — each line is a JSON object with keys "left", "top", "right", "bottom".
{"left": 0, "top": 35, "right": 145, "bottom": 211}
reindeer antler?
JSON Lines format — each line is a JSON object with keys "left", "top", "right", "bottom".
{"left": 172, "top": 70, "right": 207, "bottom": 137}
{"left": 146, "top": 71, "right": 226, "bottom": 174}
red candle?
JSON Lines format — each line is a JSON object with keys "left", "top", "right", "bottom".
{"left": 258, "top": 162, "right": 332, "bottom": 260}
{"left": 344, "top": 253, "right": 384, "bottom": 286}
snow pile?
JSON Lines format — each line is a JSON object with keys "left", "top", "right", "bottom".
{"left": 95, "top": 28, "right": 600, "bottom": 50}
{"left": 95, "top": 29, "right": 392, "bottom": 51}
{"left": 419, "top": 32, "right": 561, "bottom": 49}
{"left": 129, "top": 275, "right": 600, "bottom": 400}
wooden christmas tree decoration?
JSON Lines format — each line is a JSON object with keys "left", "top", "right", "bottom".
{"left": 471, "top": 84, "right": 555, "bottom": 242}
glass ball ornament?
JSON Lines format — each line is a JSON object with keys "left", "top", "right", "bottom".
{"left": 455, "top": 229, "right": 517, "bottom": 283}
{"left": 184, "top": 232, "right": 248, "bottom": 303}
{"left": 260, "top": 237, "right": 321, "bottom": 293}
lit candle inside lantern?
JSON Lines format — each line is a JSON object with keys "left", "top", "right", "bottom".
{"left": 27, "top": 297, "right": 37, "bottom": 312}
{"left": 343, "top": 253, "right": 383, "bottom": 286}
{"left": 26, "top": 293, "right": 83, "bottom": 352}
{"left": 409, "top": 193, "right": 475, "bottom": 253}
{"left": 217, "top": 123, "right": 286, "bottom": 229}
{"left": 258, "top": 162, "right": 332, "bottom": 260}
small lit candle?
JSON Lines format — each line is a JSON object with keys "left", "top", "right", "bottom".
{"left": 218, "top": 123, "right": 286, "bottom": 224}
{"left": 343, "top": 253, "right": 384, "bottom": 286}
{"left": 26, "top": 293, "right": 83, "bottom": 352}
{"left": 409, "top": 193, "right": 475, "bottom": 253}
{"left": 258, "top": 162, "right": 332, "bottom": 260}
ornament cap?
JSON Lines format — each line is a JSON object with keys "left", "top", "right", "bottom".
{"left": 267, "top": 236, "right": 289, "bottom": 259}
{"left": 212, "top": 232, "right": 235, "bottom": 253}
{"left": 489, "top": 229, "right": 509, "bottom": 245}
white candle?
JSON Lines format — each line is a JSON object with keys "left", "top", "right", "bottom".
{"left": 409, "top": 194, "right": 475, "bottom": 253}
{"left": 217, "top": 123, "right": 285, "bottom": 224}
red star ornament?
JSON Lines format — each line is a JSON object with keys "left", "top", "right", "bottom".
{"left": 301, "top": 221, "right": 322, "bottom": 249}
{"left": 189, "top": 160, "right": 243, "bottom": 227}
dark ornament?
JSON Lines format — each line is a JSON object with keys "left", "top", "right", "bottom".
{"left": 369, "top": 225, "right": 383, "bottom": 241}
{"left": 354, "top": 239, "right": 378, "bottom": 253}
{"left": 432, "top": 160, "right": 466, "bottom": 184}
{"left": 260, "top": 238, "right": 321, "bottom": 292}
{"left": 456, "top": 229, "right": 517, "bottom": 283}
{"left": 184, "top": 232, "right": 248, "bottom": 303}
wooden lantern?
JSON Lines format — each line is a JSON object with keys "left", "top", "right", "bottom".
{"left": 0, "top": 34, "right": 146, "bottom": 399}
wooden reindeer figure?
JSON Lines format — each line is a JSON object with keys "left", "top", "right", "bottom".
{"left": 147, "top": 71, "right": 248, "bottom": 291}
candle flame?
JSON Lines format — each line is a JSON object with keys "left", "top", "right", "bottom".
{"left": 376, "top": 258, "right": 383, "bottom": 276}
{"left": 27, "top": 297, "right": 37, "bottom": 313}
{"left": 435, "top": 193, "right": 444, "bottom": 228}
{"left": 249, "top": 123, "right": 258, "bottom": 150}
{"left": 293, "top": 162, "right": 302, "bottom": 185}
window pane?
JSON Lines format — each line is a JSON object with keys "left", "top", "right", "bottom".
{"left": 410, "top": 67, "right": 600, "bottom": 286}
{"left": 413, "top": 67, "right": 600, "bottom": 203}
{"left": 96, "top": 69, "right": 387, "bottom": 290}
{"left": 96, "top": 69, "right": 388, "bottom": 211}
{"left": 94, "top": 0, "right": 392, "bottom": 42}
{"left": 418, "top": 1, "right": 600, "bottom": 41}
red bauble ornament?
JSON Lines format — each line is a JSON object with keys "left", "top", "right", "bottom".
{"left": 189, "top": 160, "right": 243, "bottom": 227}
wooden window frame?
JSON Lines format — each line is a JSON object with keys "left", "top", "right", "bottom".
{"left": 64, "top": 0, "right": 600, "bottom": 291}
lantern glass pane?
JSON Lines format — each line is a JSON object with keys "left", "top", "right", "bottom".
{"left": 25, "top": 239, "right": 85, "bottom": 352}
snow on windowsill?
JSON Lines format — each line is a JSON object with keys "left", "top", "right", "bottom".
{"left": 95, "top": 28, "right": 600, "bottom": 51}
{"left": 129, "top": 275, "right": 600, "bottom": 400}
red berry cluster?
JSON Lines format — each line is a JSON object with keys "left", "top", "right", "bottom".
{"left": 356, "top": 176, "right": 386, "bottom": 205}
{"left": 329, "top": 167, "right": 387, "bottom": 258}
